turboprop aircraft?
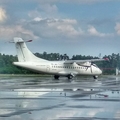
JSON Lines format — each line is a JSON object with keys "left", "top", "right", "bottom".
{"left": 12, "top": 37, "right": 107, "bottom": 79}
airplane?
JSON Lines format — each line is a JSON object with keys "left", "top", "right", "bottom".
{"left": 12, "top": 37, "right": 107, "bottom": 80}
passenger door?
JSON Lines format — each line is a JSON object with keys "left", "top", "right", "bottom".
{"left": 46, "top": 65, "right": 50, "bottom": 72}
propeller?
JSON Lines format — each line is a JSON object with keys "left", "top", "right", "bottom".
{"left": 90, "top": 64, "right": 92, "bottom": 73}
{"left": 85, "top": 62, "right": 93, "bottom": 73}
{"left": 77, "top": 62, "right": 95, "bottom": 74}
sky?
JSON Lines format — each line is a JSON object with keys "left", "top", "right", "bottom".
{"left": 0, "top": 0, "right": 120, "bottom": 58}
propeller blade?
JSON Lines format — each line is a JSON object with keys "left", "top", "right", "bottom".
{"left": 86, "top": 62, "right": 92, "bottom": 72}
{"left": 90, "top": 62, "right": 93, "bottom": 73}
{"left": 90, "top": 66, "right": 92, "bottom": 73}
{"left": 86, "top": 67, "right": 89, "bottom": 71}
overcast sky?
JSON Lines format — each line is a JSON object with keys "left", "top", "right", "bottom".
{"left": 0, "top": 0, "right": 120, "bottom": 57}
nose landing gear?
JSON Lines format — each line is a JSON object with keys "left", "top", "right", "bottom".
{"left": 54, "top": 75, "right": 59, "bottom": 80}
{"left": 93, "top": 75, "right": 98, "bottom": 79}
{"left": 68, "top": 75, "right": 73, "bottom": 79}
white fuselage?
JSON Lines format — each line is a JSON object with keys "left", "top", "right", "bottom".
{"left": 13, "top": 61, "right": 102, "bottom": 76}
{"left": 12, "top": 37, "right": 103, "bottom": 79}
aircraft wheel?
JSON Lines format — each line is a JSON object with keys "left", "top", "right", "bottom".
{"left": 93, "top": 75, "right": 98, "bottom": 79}
{"left": 68, "top": 75, "right": 73, "bottom": 79}
{"left": 54, "top": 75, "right": 59, "bottom": 80}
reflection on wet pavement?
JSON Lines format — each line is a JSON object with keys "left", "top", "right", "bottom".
{"left": 0, "top": 76, "right": 120, "bottom": 119}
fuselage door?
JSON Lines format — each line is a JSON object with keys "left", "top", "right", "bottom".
{"left": 46, "top": 65, "right": 50, "bottom": 72}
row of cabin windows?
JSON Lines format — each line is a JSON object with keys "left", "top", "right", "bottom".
{"left": 52, "top": 66, "right": 87, "bottom": 69}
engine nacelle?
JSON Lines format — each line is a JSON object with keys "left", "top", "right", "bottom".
{"left": 80, "top": 62, "right": 91, "bottom": 67}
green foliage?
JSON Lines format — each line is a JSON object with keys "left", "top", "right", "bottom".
{"left": 0, "top": 52, "right": 119, "bottom": 75}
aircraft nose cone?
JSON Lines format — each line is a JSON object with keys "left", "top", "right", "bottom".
{"left": 98, "top": 68, "right": 102, "bottom": 74}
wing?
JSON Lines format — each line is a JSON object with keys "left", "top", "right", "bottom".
{"left": 64, "top": 58, "right": 108, "bottom": 64}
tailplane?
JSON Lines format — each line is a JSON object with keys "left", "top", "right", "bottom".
{"left": 14, "top": 37, "right": 47, "bottom": 62}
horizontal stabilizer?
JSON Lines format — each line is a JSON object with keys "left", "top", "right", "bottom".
{"left": 10, "top": 38, "right": 33, "bottom": 43}
{"left": 14, "top": 37, "right": 24, "bottom": 43}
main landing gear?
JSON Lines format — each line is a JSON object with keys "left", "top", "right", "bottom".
{"left": 54, "top": 75, "right": 73, "bottom": 80}
{"left": 54, "top": 75, "right": 59, "bottom": 80}
{"left": 67, "top": 75, "right": 73, "bottom": 80}
{"left": 93, "top": 75, "right": 98, "bottom": 79}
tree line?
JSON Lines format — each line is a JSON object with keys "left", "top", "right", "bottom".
{"left": 0, "top": 52, "right": 120, "bottom": 75}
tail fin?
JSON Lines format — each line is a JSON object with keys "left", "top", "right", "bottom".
{"left": 14, "top": 37, "right": 47, "bottom": 62}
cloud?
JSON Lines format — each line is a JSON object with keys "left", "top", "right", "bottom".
{"left": 0, "top": 1, "right": 114, "bottom": 42}
{"left": 88, "top": 25, "right": 105, "bottom": 37}
{"left": 39, "top": 3, "right": 58, "bottom": 13}
{"left": 22, "top": 17, "right": 114, "bottom": 41}
{"left": 23, "top": 17, "right": 84, "bottom": 40}
{"left": 0, "top": 6, "right": 38, "bottom": 41}
{"left": 28, "top": 3, "right": 58, "bottom": 18}
{"left": 0, "top": 7, "right": 7, "bottom": 23}
{"left": 87, "top": 25, "right": 113, "bottom": 37}
{"left": 28, "top": 10, "right": 42, "bottom": 18}
{"left": 0, "top": 15, "right": 113, "bottom": 42}
{"left": 64, "top": 0, "right": 114, "bottom": 4}
{"left": 29, "top": 0, "right": 114, "bottom": 4}
{"left": 30, "top": 0, "right": 116, "bottom": 5}
{"left": 47, "top": 19, "right": 79, "bottom": 37}
{"left": 115, "top": 22, "right": 120, "bottom": 35}
{"left": 0, "top": 25, "right": 38, "bottom": 41}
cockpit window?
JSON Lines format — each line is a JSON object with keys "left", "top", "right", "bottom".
{"left": 92, "top": 64, "right": 98, "bottom": 68}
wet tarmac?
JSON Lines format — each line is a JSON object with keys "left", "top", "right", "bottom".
{"left": 0, "top": 75, "right": 120, "bottom": 120}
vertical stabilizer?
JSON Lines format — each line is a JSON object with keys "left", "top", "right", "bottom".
{"left": 14, "top": 37, "right": 47, "bottom": 62}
